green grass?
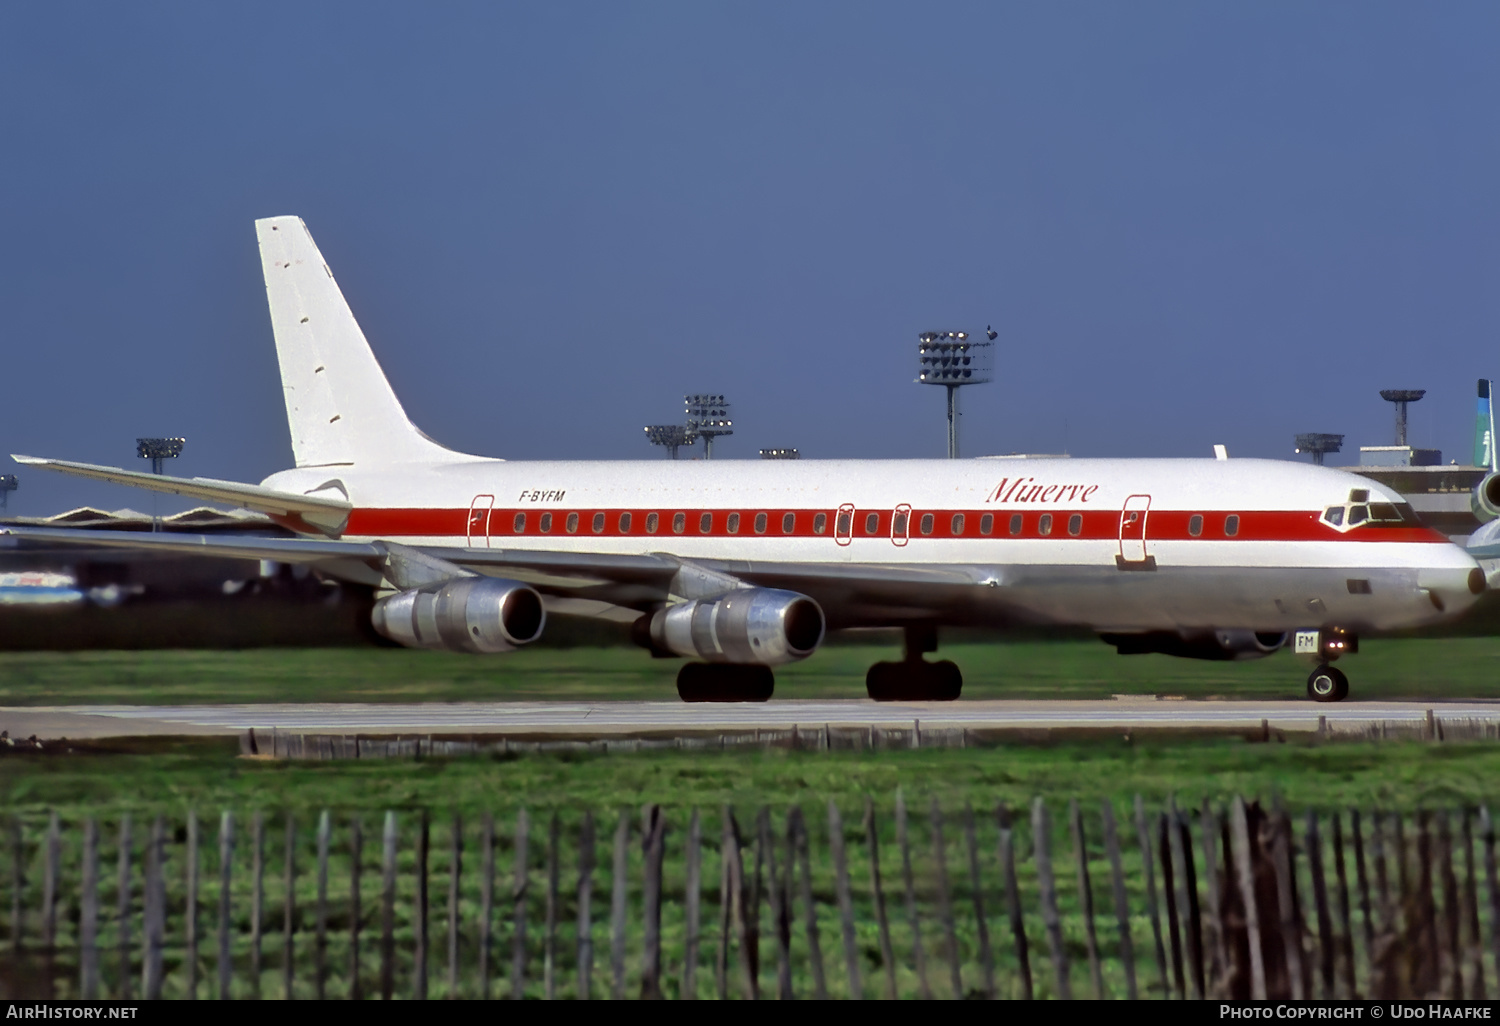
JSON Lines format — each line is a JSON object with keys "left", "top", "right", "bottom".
{"left": 2, "top": 635, "right": 1500, "bottom": 705}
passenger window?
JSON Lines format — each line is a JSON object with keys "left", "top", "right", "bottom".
{"left": 619, "top": 512, "right": 632, "bottom": 533}
{"left": 864, "top": 513, "right": 879, "bottom": 534}
{"left": 980, "top": 513, "right": 993, "bottom": 535}
{"left": 592, "top": 512, "right": 605, "bottom": 534}
{"left": 893, "top": 511, "right": 909, "bottom": 535}
{"left": 539, "top": 513, "right": 553, "bottom": 533}
{"left": 1009, "top": 514, "right": 1022, "bottom": 536}
{"left": 1038, "top": 514, "right": 1053, "bottom": 536}
{"left": 727, "top": 512, "right": 740, "bottom": 534}
{"left": 755, "top": 512, "right": 768, "bottom": 534}
{"left": 1225, "top": 514, "right": 1240, "bottom": 536}
{"left": 1188, "top": 514, "right": 1203, "bottom": 537}
{"left": 566, "top": 512, "right": 579, "bottom": 534}
{"left": 645, "top": 512, "right": 659, "bottom": 534}
{"left": 1347, "top": 505, "right": 1368, "bottom": 526}
{"left": 1321, "top": 508, "right": 1342, "bottom": 528}
{"left": 672, "top": 512, "right": 686, "bottom": 534}
{"left": 814, "top": 512, "right": 828, "bottom": 535}
{"left": 951, "top": 514, "right": 965, "bottom": 535}
{"left": 513, "top": 512, "right": 526, "bottom": 533}
{"left": 1068, "top": 514, "right": 1082, "bottom": 537}
{"left": 782, "top": 512, "right": 795, "bottom": 534}
{"left": 699, "top": 512, "right": 712, "bottom": 534}
{"left": 918, "top": 513, "right": 933, "bottom": 535}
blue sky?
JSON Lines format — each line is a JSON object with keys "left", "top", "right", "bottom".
{"left": 3, "top": 2, "right": 1498, "bottom": 514}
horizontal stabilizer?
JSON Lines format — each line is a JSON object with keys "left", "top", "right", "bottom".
{"left": 10, "top": 455, "right": 352, "bottom": 534}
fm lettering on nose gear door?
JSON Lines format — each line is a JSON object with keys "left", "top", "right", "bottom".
{"left": 1117, "top": 494, "right": 1157, "bottom": 570}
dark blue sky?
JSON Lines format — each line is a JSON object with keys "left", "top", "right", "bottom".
{"left": 4, "top": 2, "right": 1498, "bottom": 514}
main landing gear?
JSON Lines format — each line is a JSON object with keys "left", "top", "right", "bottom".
{"left": 866, "top": 626, "right": 964, "bottom": 702}
{"left": 676, "top": 663, "right": 775, "bottom": 703}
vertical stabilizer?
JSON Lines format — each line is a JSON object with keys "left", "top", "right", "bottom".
{"left": 256, "top": 216, "right": 458, "bottom": 468}
{"left": 1476, "top": 380, "right": 1496, "bottom": 472}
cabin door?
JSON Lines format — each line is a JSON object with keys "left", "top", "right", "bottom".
{"left": 1117, "top": 494, "right": 1156, "bottom": 569}
{"left": 468, "top": 494, "right": 495, "bottom": 548}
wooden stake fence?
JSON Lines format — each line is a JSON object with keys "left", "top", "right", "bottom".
{"left": 5, "top": 798, "right": 1500, "bottom": 1000}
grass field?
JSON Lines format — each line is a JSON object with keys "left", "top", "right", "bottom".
{"left": 2, "top": 634, "right": 1500, "bottom": 706}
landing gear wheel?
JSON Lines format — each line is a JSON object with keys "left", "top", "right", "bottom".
{"left": 1306, "top": 664, "right": 1349, "bottom": 703}
{"left": 865, "top": 660, "right": 963, "bottom": 701}
{"left": 676, "top": 663, "right": 775, "bottom": 703}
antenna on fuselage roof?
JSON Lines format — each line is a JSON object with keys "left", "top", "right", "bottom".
{"left": 1213, "top": 445, "right": 1228, "bottom": 460}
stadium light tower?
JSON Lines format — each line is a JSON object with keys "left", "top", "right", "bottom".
{"left": 917, "top": 331, "right": 994, "bottom": 458}
{"left": 137, "top": 437, "right": 185, "bottom": 475}
{"left": 644, "top": 424, "right": 695, "bottom": 460}
{"left": 1294, "top": 433, "right": 1344, "bottom": 466}
{"left": 1379, "top": 390, "right": 1426, "bottom": 446}
{"left": 684, "top": 395, "right": 732, "bottom": 459}
{"left": 0, "top": 475, "right": 15, "bottom": 512}
{"left": 759, "top": 448, "right": 800, "bottom": 460}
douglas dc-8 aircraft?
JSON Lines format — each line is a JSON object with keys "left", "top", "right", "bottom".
{"left": 7, "top": 217, "right": 1489, "bottom": 702}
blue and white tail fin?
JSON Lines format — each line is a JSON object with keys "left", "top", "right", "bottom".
{"left": 256, "top": 216, "right": 464, "bottom": 468}
{"left": 1476, "top": 379, "right": 1497, "bottom": 473}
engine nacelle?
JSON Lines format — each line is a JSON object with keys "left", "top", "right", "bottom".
{"left": 1474, "top": 472, "right": 1500, "bottom": 524}
{"left": 372, "top": 577, "right": 546, "bottom": 653}
{"left": 1102, "top": 629, "right": 1288, "bottom": 661}
{"left": 649, "top": 588, "right": 825, "bottom": 665}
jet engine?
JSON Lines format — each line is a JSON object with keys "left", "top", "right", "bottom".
{"left": 1102, "top": 629, "right": 1288, "bottom": 661}
{"left": 1473, "top": 472, "right": 1500, "bottom": 523}
{"left": 372, "top": 577, "right": 546, "bottom": 653}
{"left": 648, "top": 588, "right": 825, "bottom": 665}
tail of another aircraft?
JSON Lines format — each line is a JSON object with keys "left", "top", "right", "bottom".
{"left": 1476, "top": 379, "right": 1497, "bottom": 473}
{"left": 256, "top": 216, "right": 461, "bottom": 468}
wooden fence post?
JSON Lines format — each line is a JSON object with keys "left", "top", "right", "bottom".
{"left": 545, "top": 813, "right": 559, "bottom": 1001}
{"left": 117, "top": 815, "right": 132, "bottom": 1000}
{"left": 963, "top": 804, "right": 996, "bottom": 1000}
{"left": 683, "top": 809, "right": 701, "bottom": 1001}
{"left": 1305, "top": 812, "right": 1336, "bottom": 999}
{"left": 282, "top": 811, "right": 298, "bottom": 1000}
{"left": 416, "top": 810, "right": 429, "bottom": 1000}
{"left": 1134, "top": 796, "right": 1169, "bottom": 998}
{"left": 184, "top": 810, "right": 198, "bottom": 1001}
{"left": 865, "top": 799, "right": 897, "bottom": 1001}
{"left": 513, "top": 809, "right": 530, "bottom": 1000}
{"left": 142, "top": 815, "right": 164, "bottom": 1001}
{"left": 763, "top": 808, "right": 791, "bottom": 1000}
{"left": 1032, "top": 798, "right": 1071, "bottom": 1000}
{"left": 746, "top": 808, "right": 765, "bottom": 996}
{"left": 716, "top": 809, "right": 732, "bottom": 1000}
{"left": 80, "top": 818, "right": 99, "bottom": 1000}
{"left": 610, "top": 809, "right": 627, "bottom": 1000}
{"left": 315, "top": 810, "right": 329, "bottom": 1000}
{"left": 1481, "top": 807, "right": 1500, "bottom": 993}
{"left": 1158, "top": 812, "right": 1185, "bottom": 999}
{"left": 791, "top": 806, "right": 827, "bottom": 999}
{"left": 1271, "top": 808, "right": 1306, "bottom": 1000}
{"left": 1069, "top": 799, "right": 1104, "bottom": 999}
{"left": 381, "top": 811, "right": 397, "bottom": 1001}
{"left": 997, "top": 803, "right": 1033, "bottom": 1000}
{"left": 1331, "top": 813, "right": 1358, "bottom": 998}
{"left": 930, "top": 799, "right": 962, "bottom": 999}
{"left": 1351, "top": 809, "right": 1375, "bottom": 988}
{"left": 349, "top": 817, "right": 362, "bottom": 1002}
{"left": 1437, "top": 811, "right": 1464, "bottom": 999}
{"left": 724, "top": 807, "right": 756, "bottom": 999}
{"left": 1462, "top": 809, "right": 1486, "bottom": 999}
{"left": 217, "top": 812, "right": 233, "bottom": 1001}
{"left": 478, "top": 812, "right": 494, "bottom": 999}
{"left": 1200, "top": 801, "right": 1229, "bottom": 991}
{"left": 577, "top": 811, "right": 595, "bottom": 1000}
{"left": 1175, "top": 809, "right": 1206, "bottom": 1000}
{"left": 1417, "top": 812, "right": 1440, "bottom": 992}
{"left": 41, "top": 810, "right": 58, "bottom": 990}
{"left": 830, "top": 801, "right": 862, "bottom": 999}
{"left": 449, "top": 813, "right": 464, "bottom": 1000}
{"left": 249, "top": 812, "right": 262, "bottom": 999}
{"left": 896, "top": 790, "right": 932, "bottom": 1000}
{"left": 1101, "top": 800, "right": 1138, "bottom": 1000}
{"left": 641, "top": 805, "right": 666, "bottom": 1000}
{"left": 1230, "top": 797, "right": 1267, "bottom": 1000}
{"left": 9, "top": 816, "right": 21, "bottom": 962}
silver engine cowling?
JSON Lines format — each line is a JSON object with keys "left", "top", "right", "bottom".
{"left": 372, "top": 577, "right": 546, "bottom": 653}
{"left": 649, "top": 588, "right": 825, "bottom": 665}
{"left": 1474, "top": 472, "right": 1500, "bottom": 523}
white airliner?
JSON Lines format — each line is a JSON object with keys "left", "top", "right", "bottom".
{"left": 7, "top": 217, "right": 1488, "bottom": 703}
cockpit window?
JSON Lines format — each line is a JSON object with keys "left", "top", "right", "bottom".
{"left": 1322, "top": 507, "right": 1344, "bottom": 527}
{"left": 1347, "top": 505, "right": 1368, "bottom": 526}
{"left": 1369, "top": 502, "right": 1399, "bottom": 522}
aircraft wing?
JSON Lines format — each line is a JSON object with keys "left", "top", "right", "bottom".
{"left": 9, "top": 455, "right": 352, "bottom": 534}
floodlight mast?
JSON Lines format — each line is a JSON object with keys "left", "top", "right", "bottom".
{"left": 684, "top": 394, "right": 732, "bottom": 460}
{"left": 0, "top": 475, "right": 15, "bottom": 512}
{"left": 136, "top": 437, "right": 185, "bottom": 475}
{"left": 916, "top": 331, "right": 994, "bottom": 458}
{"left": 1379, "top": 390, "right": 1426, "bottom": 447}
{"left": 1293, "top": 433, "right": 1344, "bottom": 467}
{"left": 644, "top": 424, "right": 695, "bottom": 460}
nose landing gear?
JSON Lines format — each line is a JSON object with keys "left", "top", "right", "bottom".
{"left": 866, "top": 626, "right": 964, "bottom": 702}
{"left": 1298, "top": 627, "right": 1356, "bottom": 702}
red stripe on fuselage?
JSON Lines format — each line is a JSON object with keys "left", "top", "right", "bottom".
{"left": 338, "top": 507, "right": 1449, "bottom": 544}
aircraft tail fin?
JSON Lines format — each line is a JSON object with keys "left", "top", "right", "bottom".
{"left": 1476, "top": 379, "right": 1496, "bottom": 472}
{"left": 255, "top": 216, "right": 460, "bottom": 468}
